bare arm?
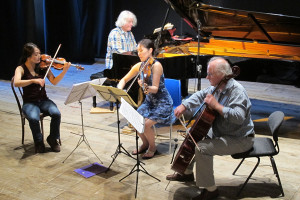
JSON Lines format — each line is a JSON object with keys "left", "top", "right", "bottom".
{"left": 117, "top": 63, "right": 140, "bottom": 89}
{"left": 47, "top": 62, "right": 71, "bottom": 85}
{"left": 14, "top": 66, "right": 45, "bottom": 87}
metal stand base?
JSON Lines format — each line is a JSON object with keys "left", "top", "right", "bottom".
{"left": 62, "top": 101, "right": 102, "bottom": 163}
{"left": 119, "top": 131, "right": 160, "bottom": 198}
{"left": 106, "top": 101, "right": 136, "bottom": 171}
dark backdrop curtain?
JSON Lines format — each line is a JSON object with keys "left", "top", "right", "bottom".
{"left": 2, "top": 0, "right": 296, "bottom": 81}
{"left": 1, "top": 0, "right": 187, "bottom": 80}
{"left": 1, "top": 0, "right": 35, "bottom": 80}
{"left": 44, "top": 0, "right": 110, "bottom": 62}
{"left": 0, "top": 0, "right": 114, "bottom": 80}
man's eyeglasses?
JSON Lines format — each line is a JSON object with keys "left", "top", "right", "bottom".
{"left": 207, "top": 72, "right": 214, "bottom": 77}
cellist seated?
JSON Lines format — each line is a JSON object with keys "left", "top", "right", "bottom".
{"left": 166, "top": 56, "right": 255, "bottom": 200}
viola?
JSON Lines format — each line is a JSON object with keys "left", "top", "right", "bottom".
{"left": 171, "top": 66, "right": 240, "bottom": 175}
{"left": 140, "top": 57, "right": 154, "bottom": 92}
{"left": 40, "top": 54, "right": 84, "bottom": 70}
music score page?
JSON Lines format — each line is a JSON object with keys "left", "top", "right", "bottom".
{"left": 119, "top": 97, "right": 145, "bottom": 133}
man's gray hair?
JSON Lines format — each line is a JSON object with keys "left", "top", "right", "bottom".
{"left": 115, "top": 10, "right": 137, "bottom": 28}
{"left": 208, "top": 56, "right": 232, "bottom": 76}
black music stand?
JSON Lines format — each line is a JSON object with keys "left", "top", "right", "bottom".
{"left": 62, "top": 79, "right": 105, "bottom": 163}
{"left": 90, "top": 85, "right": 137, "bottom": 170}
{"left": 118, "top": 97, "right": 160, "bottom": 198}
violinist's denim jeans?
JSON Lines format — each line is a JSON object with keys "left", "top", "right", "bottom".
{"left": 22, "top": 99, "right": 61, "bottom": 143}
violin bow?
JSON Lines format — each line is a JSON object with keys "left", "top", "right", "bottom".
{"left": 43, "top": 44, "right": 62, "bottom": 79}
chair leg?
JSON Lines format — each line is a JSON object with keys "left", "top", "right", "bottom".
{"left": 270, "top": 156, "right": 285, "bottom": 196}
{"left": 40, "top": 120, "right": 44, "bottom": 141}
{"left": 236, "top": 157, "right": 260, "bottom": 197}
{"left": 232, "top": 158, "right": 246, "bottom": 175}
{"left": 21, "top": 118, "right": 25, "bottom": 144}
{"left": 169, "top": 124, "right": 172, "bottom": 154}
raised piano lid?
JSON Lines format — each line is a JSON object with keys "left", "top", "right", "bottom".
{"left": 163, "top": 0, "right": 300, "bottom": 61}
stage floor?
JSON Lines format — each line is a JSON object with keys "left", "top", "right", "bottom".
{"left": 0, "top": 60, "right": 299, "bottom": 200}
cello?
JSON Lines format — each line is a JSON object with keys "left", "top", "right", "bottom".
{"left": 171, "top": 66, "right": 240, "bottom": 175}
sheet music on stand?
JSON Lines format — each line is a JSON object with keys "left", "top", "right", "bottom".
{"left": 65, "top": 78, "right": 106, "bottom": 105}
{"left": 90, "top": 84, "right": 138, "bottom": 108}
{"left": 119, "top": 97, "right": 144, "bottom": 133}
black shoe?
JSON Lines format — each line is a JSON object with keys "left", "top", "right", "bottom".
{"left": 35, "top": 141, "right": 45, "bottom": 153}
{"left": 166, "top": 173, "right": 194, "bottom": 182}
{"left": 47, "top": 136, "right": 60, "bottom": 152}
{"left": 191, "top": 189, "right": 219, "bottom": 200}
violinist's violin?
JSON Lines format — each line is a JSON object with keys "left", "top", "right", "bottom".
{"left": 40, "top": 54, "right": 84, "bottom": 70}
{"left": 140, "top": 57, "right": 154, "bottom": 92}
{"left": 125, "top": 57, "right": 154, "bottom": 96}
{"left": 143, "top": 61, "right": 153, "bottom": 82}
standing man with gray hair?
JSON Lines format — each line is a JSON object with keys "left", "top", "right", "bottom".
{"left": 166, "top": 57, "right": 255, "bottom": 200}
{"left": 105, "top": 10, "right": 137, "bottom": 69}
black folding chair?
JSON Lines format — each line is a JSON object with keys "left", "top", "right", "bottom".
{"left": 231, "top": 111, "right": 285, "bottom": 197}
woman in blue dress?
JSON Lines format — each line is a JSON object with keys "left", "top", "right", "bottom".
{"left": 118, "top": 39, "right": 175, "bottom": 159}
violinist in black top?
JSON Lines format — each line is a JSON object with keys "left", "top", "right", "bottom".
{"left": 117, "top": 39, "right": 175, "bottom": 159}
{"left": 14, "top": 42, "right": 71, "bottom": 153}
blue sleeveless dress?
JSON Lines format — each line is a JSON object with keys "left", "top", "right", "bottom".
{"left": 137, "top": 62, "right": 175, "bottom": 124}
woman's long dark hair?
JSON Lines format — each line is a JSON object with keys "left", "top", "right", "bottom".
{"left": 19, "top": 43, "right": 38, "bottom": 65}
{"left": 19, "top": 43, "right": 45, "bottom": 75}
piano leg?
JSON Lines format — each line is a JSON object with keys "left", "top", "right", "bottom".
{"left": 197, "top": 70, "right": 202, "bottom": 91}
{"left": 93, "top": 96, "right": 97, "bottom": 108}
{"left": 181, "top": 79, "right": 189, "bottom": 97}
{"left": 90, "top": 71, "right": 105, "bottom": 108}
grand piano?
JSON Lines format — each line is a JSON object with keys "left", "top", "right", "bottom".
{"left": 104, "top": 0, "right": 300, "bottom": 103}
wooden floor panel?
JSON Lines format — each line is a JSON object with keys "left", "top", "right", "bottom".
{"left": 0, "top": 61, "right": 299, "bottom": 200}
